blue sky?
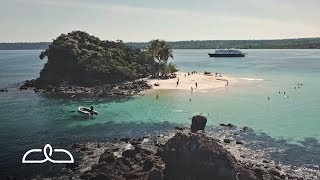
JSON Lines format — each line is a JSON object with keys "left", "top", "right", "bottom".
{"left": 1, "top": 0, "right": 319, "bottom": 42}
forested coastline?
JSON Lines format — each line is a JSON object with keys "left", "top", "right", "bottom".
{"left": 2, "top": 38, "right": 320, "bottom": 50}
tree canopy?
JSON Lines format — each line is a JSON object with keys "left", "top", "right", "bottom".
{"left": 38, "top": 31, "right": 154, "bottom": 86}
{"left": 146, "top": 39, "right": 176, "bottom": 76}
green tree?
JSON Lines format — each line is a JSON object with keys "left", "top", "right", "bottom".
{"left": 147, "top": 39, "right": 173, "bottom": 64}
{"left": 147, "top": 39, "right": 174, "bottom": 76}
{"left": 37, "top": 31, "right": 154, "bottom": 87}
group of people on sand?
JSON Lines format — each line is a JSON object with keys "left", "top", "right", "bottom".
{"left": 268, "top": 83, "right": 304, "bottom": 100}
{"left": 185, "top": 71, "right": 198, "bottom": 77}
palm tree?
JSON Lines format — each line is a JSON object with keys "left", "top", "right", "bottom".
{"left": 147, "top": 39, "right": 173, "bottom": 65}
{"left": 147, "top": 39, "right": 174, "bottom": 76}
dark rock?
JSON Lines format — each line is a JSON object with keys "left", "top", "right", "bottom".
{"left": 269, "top": 168, "right": 281, "bottom": 177}
{"left": 174, "top": 126, "right": 184, "bottom": 131}
{"left": 19, "top": 86, "right": 27, "bottom": 90}
{"left": 224, "top": 138, "right": 231, "bottom": 143}
{"left": 236, "top": 141, "right": 244, "bottom": 145}
{"left": 279, "top": 174, "right": 286, "bottom": 179}
{"left": 80, "top": 147, "right": 88, "bottom": 151}
{"left": 99, "top": 151, "right": 115, "bottom": 163}
{"left": 129, "top": 139, "right": 140, "bottom": 146}
{"left": 155, "top": 149, "right": 163, "bottom": 157}
{"left": 262, "top": 159, "right": 270, "bottom": 163}
{"left": 220, "top": 123, "right": 235, "bottom": 128}
{"left": 120, "top": 137, "right": 130, "bottom": 143}
{"left": 240, "top": 126, "right": 249, "bottom": 132}
{"left": 0, "top": 89, "right": 8, "bottom": 92}
{"left": 191, "top": 115, "right": 207, "bottom": 133}
{"left": 163, "top": 132, "right": 257, "bottom": 180}
{"left": 122, "top": 149, "right": 137, "bottom": 158}
{"left": 254, "top": 168, "right": 265, "bottom": 179}
{"left": 143, "top": 158, "right": 154, "bottom": 172}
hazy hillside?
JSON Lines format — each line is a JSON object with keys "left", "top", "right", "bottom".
{"left": 1, "top": 38, "right": 320, "bottom": 50}
{"left": 127, "top": 38, "right": 320, "bottom": 49}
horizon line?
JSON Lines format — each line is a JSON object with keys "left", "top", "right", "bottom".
{"left": 1, "top": 36, "right": 320, "bottom": 44}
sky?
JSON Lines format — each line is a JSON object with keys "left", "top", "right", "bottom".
{"left": 1, "top": 0, "right": 320, "bottom": 42}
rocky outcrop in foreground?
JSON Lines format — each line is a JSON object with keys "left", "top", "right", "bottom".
{"left": 33, "top": 115, "right": 308, "bottom": 180}
{"left": 55, "top": 132, "right": 298, "bottom": 180}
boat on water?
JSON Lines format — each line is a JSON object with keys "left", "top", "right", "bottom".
{"left": 208, "top": 49, "right": 245, "bottom": 57}
{"left": 78, "top": 106, "right": 99, "bottom": 115}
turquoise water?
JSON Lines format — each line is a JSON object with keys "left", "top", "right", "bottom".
{"left": 1, "top": 49, "right": 320, "bottom": 176}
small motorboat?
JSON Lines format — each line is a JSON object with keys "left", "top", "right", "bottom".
{"left": 78, "top": 107, "right": 99, "bottom": 115}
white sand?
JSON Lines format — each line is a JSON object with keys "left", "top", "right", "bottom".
{"left": 147, "top": 72, "right": 238, "bottom": 92}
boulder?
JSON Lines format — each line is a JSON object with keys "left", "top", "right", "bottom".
{"left": 162, "top": 132, "right": 257, "bottom": 180}
{"left": 174, "top": 126, "right": 185, "bottom": 131}
{"left": 191, "top": 115, "right": 207, "bottom": 133}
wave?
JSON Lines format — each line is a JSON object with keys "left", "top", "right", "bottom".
{"left": 241, "top": 78, "right": 264, "bottom": 81}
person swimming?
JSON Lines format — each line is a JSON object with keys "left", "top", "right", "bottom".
{"left": 90, "top": 105, "right": 94, "bottom": 115}
{"left": 268, "top": 97, "right": 270, "bottom": 100}
{"left": 156, "top": 94, "right": 159, "bottom": 99}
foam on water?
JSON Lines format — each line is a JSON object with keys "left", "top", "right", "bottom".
{"left": 241, "top": 77, "right": 264, "bottom": 81}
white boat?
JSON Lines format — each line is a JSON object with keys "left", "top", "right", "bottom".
{"left": 208, "top": 49, "right": 245, "bottom": 57}
{"left": 78, "top": 107, "right": 99, "bottom": 115}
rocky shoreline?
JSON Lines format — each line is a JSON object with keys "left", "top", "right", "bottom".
{"left": 28, "top": 115, "right": 317, "bottom": 180}
{"left": 19, "top": 78, "right": 152, "bottom": 98}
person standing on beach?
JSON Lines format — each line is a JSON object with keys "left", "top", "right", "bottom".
{"left": 156, "top": 94, "right": 159, "bottom": 99}
{"left": 176, "top": 80, "right": 179, "bottom": 87}
{"left": 195, "top": 82, "right": 198, "bottom": 89}
{"left": 191, "top": 87, "right": 193, "bottom": 92}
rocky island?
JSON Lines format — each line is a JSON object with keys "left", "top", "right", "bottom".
{"left": 19, "top": 31, "right": 177, "bottom": 97}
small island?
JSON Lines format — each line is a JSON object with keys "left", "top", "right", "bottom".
{"left": 20, "top": 31, "right": 178, "bottom": 97}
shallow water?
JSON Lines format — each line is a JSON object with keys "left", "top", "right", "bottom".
{"left": 1, "top": 49, "right": 320, "bottom": 177}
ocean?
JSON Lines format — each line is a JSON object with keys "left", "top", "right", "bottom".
{"left": 0, "top": 49, "right": 320, "bottom": 177}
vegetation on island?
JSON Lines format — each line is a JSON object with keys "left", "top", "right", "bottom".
{"left": 36, "top": 31, "right": 176, "bottom": 88}
{"left": 147, "top": 39, "right": 177, "bottom": 77}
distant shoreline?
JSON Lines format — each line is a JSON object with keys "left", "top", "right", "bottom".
{"left": 1, "top": 37, "right": 320, "bottom": 50}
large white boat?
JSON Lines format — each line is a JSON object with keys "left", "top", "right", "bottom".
{"left": 208, "top": 49, "right": 245, "bottom": 57}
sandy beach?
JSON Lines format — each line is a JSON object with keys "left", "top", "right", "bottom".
{"left": 147, "top": 72, "right": 238, "bottom": 91}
